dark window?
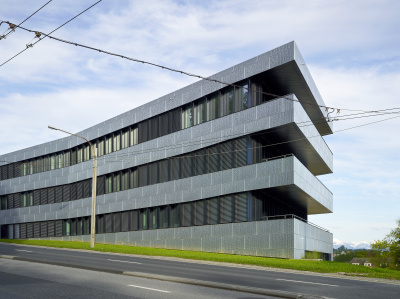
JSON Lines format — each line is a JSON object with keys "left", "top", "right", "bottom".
{"left": 206, "top": 198, "right": 219, "bottom": 225}
{"left": 150, "top": 117, "right": 159, "bottom": 140}
{"left": 48, "top": 187, "right": 55, "bottom": 204}
{"left": 138, "top": 165, "right": 148, "bottom": 187}
{"left": 55, "top": 186, "right": 63, "bottom": 203}
{"left": 158, "top": 160, "right": 169, "bottom": 183}
{"left": 138, "top": 121, "right": 149, "bottom": 143}
{"left": 40, "top": 189, "right": 48, "bottom": 205}
{"left": 105, "top": 214, "right": 113, "bottom": 233}
{"left": 159, "top": 206, "right": 169, "bottom": 228}
{"left": 33, "top": 190, "right": 41, "bottom": 206}
{"left": 62, "top": 185, "right": 70, "bottom": 202}
{"left": 40, "top": 222, "right": 48, "bottom": 237}
{"left": 149, "top": 207, "right": 158, "bottom": 229}
{"left": 194, "top": 200, "right": 205, "bottom": 226}
{"left": 170, "top": 158, "right": 180, "bottom": 181}
{"left": 181, "top": 155, "right": 193, "bottom": 179}
{"left": 70, "top": 183, "right": 77, "bottom": 201}
{"left": 235, "top": 193, "right": 248, "bottom": 222}
{"left": 159, "top": 113, "right": 169, "bottom": 137}
{"left": 48, "top": 221, "right": 55, "bottom": 237}
{"left": 220, "top": 195, "right": 233, "bottom": 223}
{"left": 121, "top": 211, "right": 130, "bottom": 232}
{"left": 83, "top": 179, "right": 91, "bottom": 198}
{"left": 170, "top": 109, "right": 181, "bottom": 133}
{"left": 208, "top": 146, "right": 219, "bottom": 173}
{"left": 96, "top": 215, "right": 105, "bottom": 234}
{"left": 97, "top": 176, "right": 105, "bottom": 196}
{"left": 27, "top": 223, "right": 33, "bottom": 238}
{"left": 76, "top": 181, "right": 83, "bottom": 199}
{"left": 195, "top": 149, "right": 207, "bottom": 176}
{"left": 235, "top": 138, "right": 247, "bottom": 167}
{"left": 55, "top": 220, "right": 63, "bottom": 237}
{"left": 182, "top": 202, "right": 192, "bottom": 227}
{"left": 149, "top": 163, "right": 158, "bottom": 185}
{"left": 139, "top": 209, "right": 148, "bottom": 230}
{"left": 113, "top": 213, "right": 121, "bottom": 232}
{"left": 220, "top": 141, "right": 233, "bottom": 171}
{"left": 13, "top": 193, "right": 21, "bottom": 209}
{"left": 130, "top": 210, "right": 138, "bottom": 231}
{"left": 170, "top": 204, "right": 181, "bottom": 228}
{"left": 33, "top": 223, "right": 41, "bottom": 238}
{"left": 20, "top": 223, "right": 27, "bottom": 239}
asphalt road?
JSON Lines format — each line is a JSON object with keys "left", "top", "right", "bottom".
{"left": 0, "top": 258, "right": 277, "bottom": 299}
{"left": 1, "top": 242, "right": 399, "bottom": 299}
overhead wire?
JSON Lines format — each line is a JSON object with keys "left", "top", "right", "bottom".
{"left": 3, "top": 21, "right": 400, "bottom": 115}
{"left": 0, "top": 0, "right": 53, "bottom": 41}
{"left": 0, "top": 0, "right": 102, "bottom": 67}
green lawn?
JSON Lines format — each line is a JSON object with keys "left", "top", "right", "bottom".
{"left": 1, "top": 239, "right": 399, "bottom": 281}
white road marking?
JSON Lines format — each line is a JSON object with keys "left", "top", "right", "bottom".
{"left": 276, "top": 278, "right": 339, "bottom": 287}
{"left": 128, "top": 285, "right": 170, "bottom": 293}
{"left": 15, "top": 249, "right": 32, "bottom": 253}
{"left": 107, "top": 259, "right": 142, "bottom": 264}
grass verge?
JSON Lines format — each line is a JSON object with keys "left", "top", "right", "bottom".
{"left": 1, "top": 239, "right": 399, "bottom": 281}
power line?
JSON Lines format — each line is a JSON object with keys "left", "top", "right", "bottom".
{"left": 4, "top": 21, "right": 399, "bottom": 115}
{"left": 0, "top": 0, "right": 102, "bottom": 67}
{"left": 0, "top": 0, "right": 53, "bottom": 41}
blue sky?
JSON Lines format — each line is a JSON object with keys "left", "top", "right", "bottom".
{"left": 1, "top": 0, "right": 399, "bottom": 244}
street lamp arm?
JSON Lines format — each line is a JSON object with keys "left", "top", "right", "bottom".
{"left": 48, "top": 126, "right": 96, "bottom": 158}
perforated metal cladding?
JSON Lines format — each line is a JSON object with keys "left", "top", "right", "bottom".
{"left": 114, "top": 212, "right": 121, "bottom": 232}
{"left": 34, "top": 222, "right": 40, "bottom": 238}
{"left": 40, "top": 189, "right": 47, "bottom": 205}
{"left": 7, "top": 195, "right": 14, "bottom": 209}
{"left": 207, "top": 198, "right": 218, "bottom": 225}
{"left": 182, "top": 203, "right": 192, "bottom": 227}
{"left": 13, "top": 193, "right": 21, "bottom": 208}
{"left": 105, "top": 214, "right": 113, "bottom": 233}
{"left": 62, "top": 185, "right": 70, "bottom": 202}
{"left": 194, "top": 201, "right": 205, "bottom": 226}
{"left": 27, "top": 223, "right": 33, "bottom": 238}
{"left": 235, "top": 193, "right": 247, "bottom": 222}
{"left": 48, "top": 187, "right": 55, "bottom": 204}
{"left": 40, "top": 222, "right": 47, "bottom": 237}
{"left": 13, "top": 224, "right": 20, "bottom": 239}
{"left": 220, "top": 195, "right": 233, "bottom": 223}
{"left": 55, "top": 220, "right": 62, "bottom": 237}
{"left": 20, "top": 223, "right": 27, "bottom": 239}
{"left": 55, "top": 186, "right": 62, "bottom": 203}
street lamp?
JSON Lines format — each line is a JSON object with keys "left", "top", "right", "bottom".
{"left": 48, "top": 125, "right": 97, "bottom": 248}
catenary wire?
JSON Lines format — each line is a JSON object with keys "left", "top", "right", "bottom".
{"left": 0, "top": 0, "right": 102, "bottom": 67}
{"left": 4, "top": 21, "right": 400, "bottom": 115}
{"left": 0, "top": 0, "right": 53, "bottom": 41}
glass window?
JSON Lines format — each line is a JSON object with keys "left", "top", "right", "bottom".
{"left": 159, "top": 206, "right": 169, "bottom": 228}
{"left": 194, "top": 99, "right": 207, "bottom": 125}
{"left": 130, "top": 126, "right": 138, "bottom": 146}
{"left": 181, "top": 104, "right": 193, "bottom": 129}
{"left": 113, "top": 173, "right": 121, "bottom": 192}
{"left": 105, "top": 135, "right": 113, "bottom": 154}
{"left": 51, "top": 155, "right": 55, "bottom": 170}
{"left": 235, "top": 83, "right": 249, "bottom": 111}
{"left": 207, "top": 94, "right": 219, "bottom": 121}
{"left": 121, "top": 129, "right": 129, "bottom": 149}
{"left": 130, "top": 168, "right": 138, "bottom": 189}
{"left": 64, "top": 220, "right": 70, "bottom": 236}
{"left": 105, "top": 175, "right": 113, "bottom": 194}
{"left": 113, "top": 132, "right": 121, "bottom": 152}
{"left": 98, "top": 138, "right": 105, "bottom": 156}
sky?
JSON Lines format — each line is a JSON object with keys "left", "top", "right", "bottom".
{"left": 0, "top": 0, "right": 399, "bottom": 244}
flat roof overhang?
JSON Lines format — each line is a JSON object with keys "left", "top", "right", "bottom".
{"left": 261, "top": 185, "right": 332, "bottom": 215}
{"left": 256, "top": 122, "right": 333, "bottom": 176}
{"left": 254, "top": 60, "right": 333, "bottom": 136}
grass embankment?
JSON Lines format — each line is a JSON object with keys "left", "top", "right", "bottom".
{"left": 1, "top": 239, "right": 399, "bottom": 281}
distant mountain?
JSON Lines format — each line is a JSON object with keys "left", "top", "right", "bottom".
{"left": 333, "top": 238, "right": 371, "bottom": 250}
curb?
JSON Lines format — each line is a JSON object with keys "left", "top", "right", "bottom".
{"left": 0, "top": 254, "right": 326, "bottom": 299}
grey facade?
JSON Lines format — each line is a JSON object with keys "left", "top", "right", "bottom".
{"left": 0, "top": 42, "right": 333, "bottom": 260}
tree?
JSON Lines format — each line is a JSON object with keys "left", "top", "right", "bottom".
{"left": 371, "top": 219, "right": 400, "bottom": 269}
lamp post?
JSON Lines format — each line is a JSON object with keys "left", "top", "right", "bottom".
{"left": 48, "top": 125, "right": 97, "bottom": 248}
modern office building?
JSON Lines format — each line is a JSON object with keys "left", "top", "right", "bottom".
{"left": 0, "top": 42, "right": 333, "bottom": 260}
